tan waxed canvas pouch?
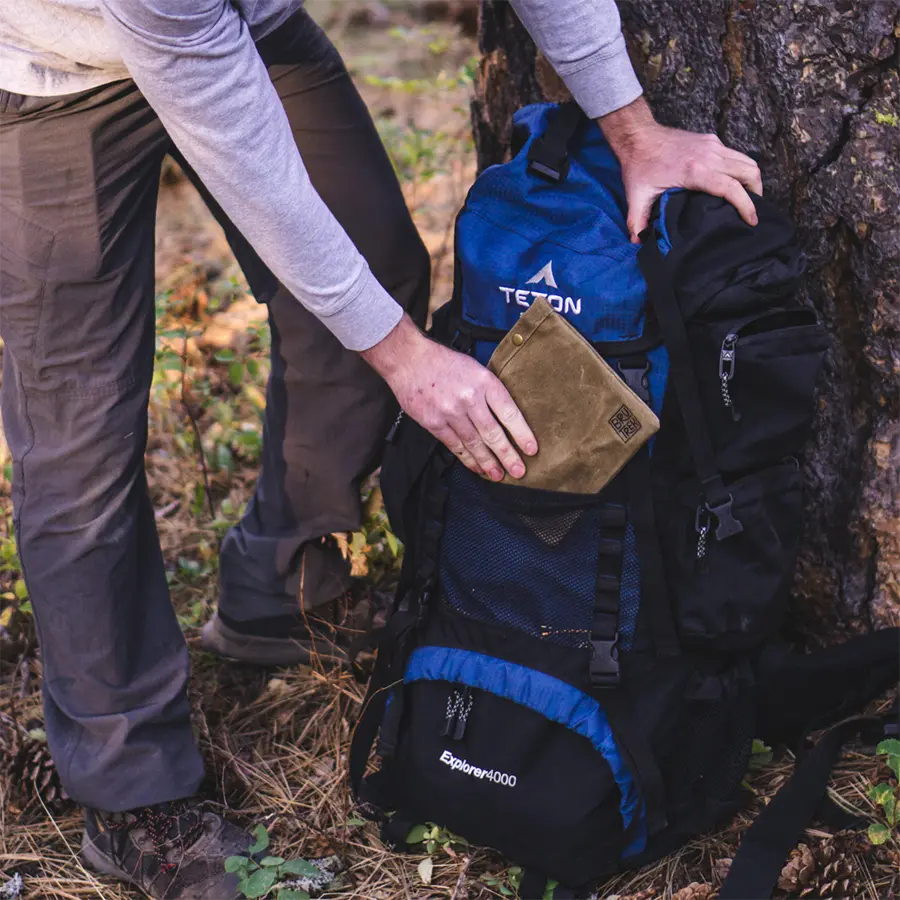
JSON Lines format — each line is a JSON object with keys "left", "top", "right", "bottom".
{"left": 488, "top": 297, "right": 659, "bottom": 493}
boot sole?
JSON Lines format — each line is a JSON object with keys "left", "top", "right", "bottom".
{"left": 82, "top": 830, "right": 242, "bottom": 900}
{"left": 200, "top": 613, "right": 347, "bottom": 668}
{"left": 81, "top": 832, "right": 147, "bottom": 895}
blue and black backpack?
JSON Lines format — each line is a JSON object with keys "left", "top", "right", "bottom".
{"left": 349, "top": 103, "right": 899, "bottom": 899}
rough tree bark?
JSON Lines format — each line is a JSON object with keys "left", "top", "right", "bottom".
{"left": 472, "top": 0, "right": 900, "bottom": 642}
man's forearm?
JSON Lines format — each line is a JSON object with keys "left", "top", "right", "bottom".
{"left": 596, "top": 96, "right": 657, "bottom": 156}
{"left": 98, "top": 0, "right": 403, "bottom": 353}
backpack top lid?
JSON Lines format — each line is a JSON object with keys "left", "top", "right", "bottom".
{"left": 456, "top": 102, "right": 806, "bottom": 345}
{"left": 457, "top": 103, "right": 651, "bottom": 345}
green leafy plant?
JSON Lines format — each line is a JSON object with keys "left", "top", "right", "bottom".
{"left": 405, "top": 822, "right": 469, "bottom": 856}
{"left": 748, "top": 738, "right": 774, "bottom": 771}
{"left": 867, "top": 738, "right": 900, "bottom": 846}
{"left": 225, "top": 826, "right": 321, "bottom": 900}
{"left": 480, "top": 867, "right": 558, "bottom": 899}
{"left": 0, "top": 520, "right": 31, "bottom": 624}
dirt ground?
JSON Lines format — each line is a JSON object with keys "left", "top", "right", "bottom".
{"left": 0, "top": 4, "right": 897, "bottom": 900}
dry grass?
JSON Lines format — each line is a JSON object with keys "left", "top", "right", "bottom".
{"left": 1, "top": 7, "right": 898, "bottom": 900}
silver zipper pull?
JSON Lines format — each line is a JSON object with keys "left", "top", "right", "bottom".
{"left": 695, "top": 506, "right": 711, "bottom": 574}
{"left": 442, "top": 688, "right": 461, "bottom": 737}
{"left": 719, "top": 334, "right": 741, "bottom": 422}
{"left": 386, "top": 409, "right": 405, "bottom": 443}
{"left": 453, "top": 687, "right": 474, "bottom": 741}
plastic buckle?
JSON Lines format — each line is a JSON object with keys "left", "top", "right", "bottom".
{"left": 590, "top": 635, "right": 620, "bottom": 687}
{"left": 618, "top": 361, "right": 652, "bottom": 405}
{"left": 706, "top": 495, "right": 744, "bottom": 541}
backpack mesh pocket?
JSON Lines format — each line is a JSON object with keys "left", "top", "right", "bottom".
{"left": 664, "top": 680, "right": 754, "bottom": 813}
{"left": 439, "top": 465, "right": 624, "bottom": 648}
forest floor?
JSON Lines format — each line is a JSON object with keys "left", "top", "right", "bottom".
{"left": 0, "top": 3, "right": 897, "bottom": 899}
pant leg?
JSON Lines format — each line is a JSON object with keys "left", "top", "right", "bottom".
{"left": 176, "top": 9, "right": 430, "bottom": 620}
{"left": 0, "top": 83, "right": 204, "bottom": 811}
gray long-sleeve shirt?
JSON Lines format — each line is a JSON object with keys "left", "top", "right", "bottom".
{"left": 0, "top": 1, "right": 642, "bottom": 351}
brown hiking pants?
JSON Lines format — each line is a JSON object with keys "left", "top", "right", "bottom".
{"left": 0, "top": 9, "right": 429, "bottom": 811}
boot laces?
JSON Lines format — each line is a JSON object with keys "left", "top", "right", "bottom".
{"left": 109, "top": 800, "right": 206, "bottom": 874}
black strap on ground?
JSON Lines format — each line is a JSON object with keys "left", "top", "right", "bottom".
{"left": 527, "top": 101, "right": 585, "bottom": 182}
{"left": 637, "top": 238, "right": 742, "bottom": 540}
{"left": 625, "top": 447, "right": 680, "bottom": 657}
{"left": 719, "top": 713, "right": 893, "bottom": 900}
{"left": 756, "top": 627, "right": 900, "bottom": 748}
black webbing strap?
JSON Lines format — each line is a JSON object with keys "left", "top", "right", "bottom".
{"left": 348, "top": 609, "right": 418, "bottom": 799}
{"left": 602, "top": 688, "right": 668, "bottom": 838}
{"left": 518, "top": 870, "right": 547, "bottom": 899}
{"left": 350, "top": 453, "right": 454, "bottom": 799}
{"left": 589, "top": 503, "right": 625, "bottom": 688}
{"left": 719, "top": 712, "right": 897, "bottom": 900}
{"left": 616, "top": 353, "right": 680, "bottom": 659}
{"left": 625, "top": 447, "right": 680, "bottom": 657}
{"left": 637, "top": 238, "right": 743, "bottom": 541}
{"left": 414, "top": 450, "right": 454, "bottom": 588}
{"left": 527, "top": 101, "right": 585, "bottom": 183}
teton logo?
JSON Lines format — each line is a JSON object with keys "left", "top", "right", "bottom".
{"left": 497, "top": 258, "right": 582, "bottom": 316}
{"left": 609, "top": 405, "right": 642, "bottom": 443}
{"left": 525, "top": 260, "right": 558, "bottom": 289}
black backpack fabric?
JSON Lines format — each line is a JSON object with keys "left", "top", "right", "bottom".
{"left": 349, "top": 104, "right": 899, "bottom": 899}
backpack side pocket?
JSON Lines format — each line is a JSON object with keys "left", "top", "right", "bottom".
{"left": 691, "top": 309, "right": 828, "bottom": 473}
{"left": 657, "top": 462, "right": 804, "bottom": 649}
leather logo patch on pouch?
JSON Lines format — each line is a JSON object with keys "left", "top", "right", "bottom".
{"left": 609, "top": 405, "right": 642, "bottom": 443}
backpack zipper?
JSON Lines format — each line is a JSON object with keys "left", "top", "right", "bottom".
{"left": 718, "top": 309, "right": 820, "bottom": 424}
{"left": 441, "top": 686, "right": 474, "bottom": 741}
{"left": 695, "top": 505, "right": 711, "bottom": 574}
{"left": 719, "top": 333, "right": 741, "bottom": 422}
{"left": 386, "top": 409, "right": 405, "bottom": 443}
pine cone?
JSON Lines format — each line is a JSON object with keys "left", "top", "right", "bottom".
{"left": 808, "top": 833, "right": 860, "bottom": 900}
{"left": 777, "top": 834, "right": 861, "bottom": 899}
{"left": 713, "top": 858, "right": 733, "bottom": 883}
{"left": 778, "top": 843, "right": 816, "bottom": 892}
{"left": 0, "top": 715, "right": 70, "bottom": 813}
{"left": 671, "top": 883, "right": 715, "bottom": 900}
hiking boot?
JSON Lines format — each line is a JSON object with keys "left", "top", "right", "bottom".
{"left": 201, "top": 586, "right": 389, "bottom": 667}
{"left": 81, "top": 800, "right": 251, "bottom": 899}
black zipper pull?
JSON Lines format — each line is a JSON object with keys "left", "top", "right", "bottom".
{"left": 695, "top": 505, "right": 711, "bottom": 574}
{"left": 719, "top": 334, "right": 741, "bottom": 422}
{"left": 452, "top": 687, "right": 474, "bottom": 741}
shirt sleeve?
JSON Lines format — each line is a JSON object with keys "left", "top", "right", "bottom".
{"left": 97, "top": 0, "right": 403, "bottom": 351}
{"left": 509, "top": 0, "right": 643, "bottom": 119}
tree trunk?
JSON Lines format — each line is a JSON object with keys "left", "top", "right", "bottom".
{"left": 472, "top": 0, "right": 900, "bottom": 642}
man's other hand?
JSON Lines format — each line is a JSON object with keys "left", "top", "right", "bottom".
{"left": 362, "top": 316, "right": 538, "bottom": 481}
{"left": 600, "top": 97, "right": 764, "bottom": 243}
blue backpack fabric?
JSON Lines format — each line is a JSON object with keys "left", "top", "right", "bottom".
{"left": 349, "top": 103, "right": 898, "bottom": 899}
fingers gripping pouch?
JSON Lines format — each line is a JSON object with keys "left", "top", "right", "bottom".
{"left": 393, "top": 647, "right": 641, "bottom": 888}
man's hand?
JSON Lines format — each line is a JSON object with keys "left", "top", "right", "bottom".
{"left": 599, "top": 97, "right": 764, "bottom": 243}
{"left": 362, "top": 316, "right": 538, "bottom": 481}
